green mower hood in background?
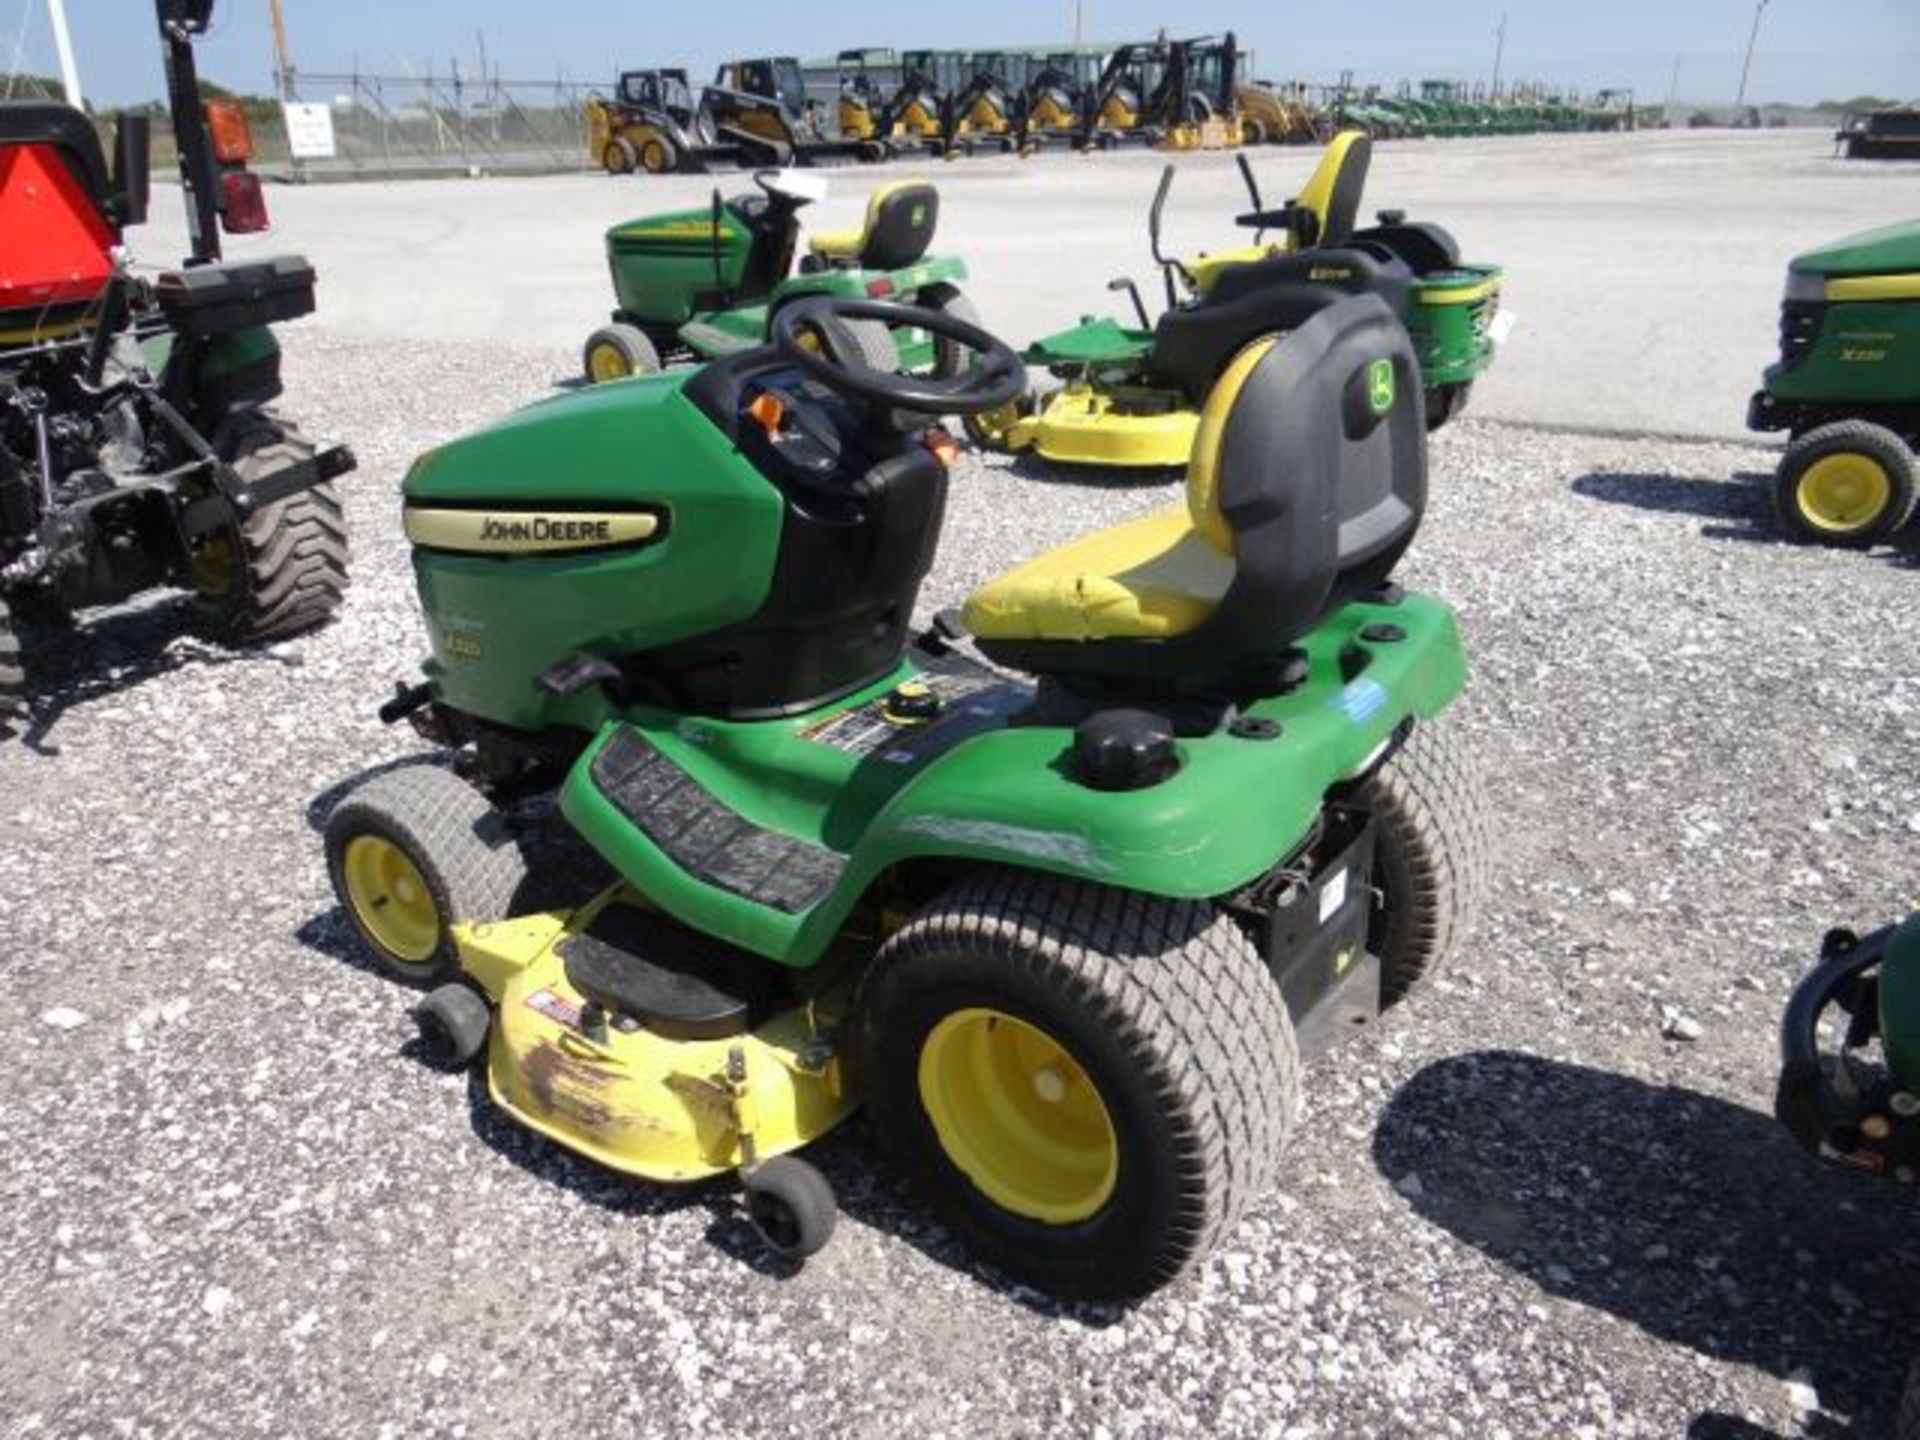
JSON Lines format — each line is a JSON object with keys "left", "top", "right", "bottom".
{"left": 1788, "top": 219, "right": 1920, "bottom": 279}
{"left": 1881, "top": 914, "right": 1920, "bottom": 1093}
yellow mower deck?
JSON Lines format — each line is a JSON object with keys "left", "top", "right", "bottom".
{"left": 1005, "top": 382, "right": 1200, "bottom": 468}
{"left": 453, "top": 889, "right": 855, "bottom": 1184}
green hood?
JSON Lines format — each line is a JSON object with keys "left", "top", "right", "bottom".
{"left": 1789, "top": 219, "right": 1920, "bottom": 278}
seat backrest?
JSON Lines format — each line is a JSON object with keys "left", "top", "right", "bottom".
{"left": 1193, "top": 292, "right": 1425, "bottom": 663}
{"left": 1293, "top": 130, "right": 1370, "bottom": 247}
{"left": 854, "top": 181, "right": 938, "bottom": 270}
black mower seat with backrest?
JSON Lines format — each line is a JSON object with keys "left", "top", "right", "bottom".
{"left": 807, "top": 180, "right": 939, "bottom": 269}
{"left": 1149, "top": 245, "right": 1412, "bottom": 397}
{"left": 964, "top": 293, "right": 1425, "bottom": 689}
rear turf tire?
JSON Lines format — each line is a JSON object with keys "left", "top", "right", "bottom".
{"left": 190, "top": 421, "right": 349, "bottom": 643}
{"left": 923, "top": 286, "right": 984, "bottom": 381}
{"left": 324, "top": 765, "right": 528, "bottom": 986}
{"left": 858, "top": 872, "right": 1299, "bottom": 1300}
{"left": 0, "top": 593, "right": 23, "bottom": 722}
{"left": 1771, "top": 420, "right": 1916, "bottom": 548}
{"left": 583, "top": 323, "right": 661, "bottom": 384}
{"left": 1360, "top": 721, "right": 1491, "bottom": 1008}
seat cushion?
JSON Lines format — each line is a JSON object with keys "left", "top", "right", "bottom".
{"left": 961, "top": 506, "right": 1234, "bottom": 641}
{"left": 807, "top": 180, "right": 938, "bottom": 268}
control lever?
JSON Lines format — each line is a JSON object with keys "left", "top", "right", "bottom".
{"left": 1107, "top": 277, "right": 1150, "bottom": 328}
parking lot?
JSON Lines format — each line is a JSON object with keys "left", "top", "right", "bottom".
{"left": 3, "top": 129, "right": 1917, "bottom": 1437}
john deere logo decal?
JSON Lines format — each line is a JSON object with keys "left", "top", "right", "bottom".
{"left": 1367, "top": 358, "right": 1395, "bottom": 414}
{"left": 403, "top": 508, "right": 661, "bottom": 555}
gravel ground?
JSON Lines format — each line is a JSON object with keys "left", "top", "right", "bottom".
{"left": 2, "top": 326, "right": 1916, "bottom": 1438}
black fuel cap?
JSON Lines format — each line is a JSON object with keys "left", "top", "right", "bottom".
{"left": 1070, "top": 710, "right": 1178, "bottom": 791}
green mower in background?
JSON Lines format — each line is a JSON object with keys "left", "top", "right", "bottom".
{"left": 326, "top": 292, "right": 1487, "bottom": 1297}
{"left": 1749, "top": 220, "right": 1920, "bottom": 547}
{"left": 583, "top": 169, "right": 976, "bottom": 383}
{"left": 1776, "top": 915, "right": 1920, "bottom": 1431}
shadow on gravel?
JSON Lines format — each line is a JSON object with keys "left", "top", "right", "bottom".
{"left": 3, "top": 599, "right": 300, "bottom": 755}
{"left": 1373, "top": 1051, "right": 1917, "bottom": 1436}
{"left": 1571, "top": 470, "right": 1773, "bottom": 538}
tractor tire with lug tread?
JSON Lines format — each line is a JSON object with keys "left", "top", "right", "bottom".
{"left": 582, "top": 323, "right": 662, "bottom": 384}
{"left": 1359, "top": 720, "right": 1491, "bottom": 1008}
{"left": 325, "top": 765, "right": 529, "bottom": 986}
{"left": 0, "top": 593, "right": 24, "bottom": 723}
{"left": 602, "top": 136, "right": 637, "bottom": 174}
{"left": 190, "top": 422, "right": 349, "bottom": 643}
{"left": 743, "top": 1156, "right": 838, "bottom": 1259}
{"left": 1899, "top": 1354, "right": 1920, "bottom": 1440}
{"left": 1771, "top": 420, "right": 1916, "bottom": 548}
{"left": 857, "top": 871, "right": 1300, "bottom": 1300}
{"left": 414, "top": 983, "right": 492, "bottom": 1068}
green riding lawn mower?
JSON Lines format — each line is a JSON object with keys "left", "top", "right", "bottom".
{"left": 1749, "top": 220, "right": 1920, "bottom": 549}
{"left": 582, "top": 171, "right": 976, "bottom": 382}
{"left": 0, "top": 0, "right": 352, "bottom": 721}
{"left": 1777, "top": 914, "right": 1920, "bottom": 1430}
{"left": 323, "top": 290, "right": 1487, "bottom": 1297}
{"left": 972, "top": 132, "right": 1506, "bottom": 472}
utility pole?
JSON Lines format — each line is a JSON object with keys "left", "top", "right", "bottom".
{"left": 1664, "top": 52, "right": 1681, "bottom": 117}
{"left": 45, "top": 0, "right": 82, "bottom": 109}
{"left": 1073, "top": 0, "right": 1083, "bottom": 47}
{"left": 1735, "top": 0, "right": 1771, "bottom": 108}
{"left": 1491, "top": 10, "right": 1507, "bottom": 99}
{"left": 268, "top": 0, "right": 294, "bottom": 100}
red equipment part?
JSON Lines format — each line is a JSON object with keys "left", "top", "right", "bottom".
{"left": 0, "top": 142, "right": 117, "bottom": 317}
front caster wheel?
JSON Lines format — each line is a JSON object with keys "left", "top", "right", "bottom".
{"left": 414, "top": 983, "right": 491, "bottom": 1068}
{"left": 742, "top": 1156, "right": 837, "bottom": 1259}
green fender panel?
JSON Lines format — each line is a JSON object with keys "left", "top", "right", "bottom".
{"left": 1880, "top": 914, "right": 1920, "bottom": 1093}
{"left": 559, "top": 591, "right": 1469, "bottom": 968}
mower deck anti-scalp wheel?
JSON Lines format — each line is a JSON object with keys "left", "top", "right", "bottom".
{"left": 858, "top": 872, "right": 1299, "bottom": 1300}
{"left": 0, "top": 593, "right": 24, "bottom": 723}
{"left": 742, "top": 1156, "right": 838, "bottom": 1259}
{"left": 1772, "top": 420, "right": 1917, "bottom": 548}
{"left": 189, "top": 421, "right": 349, "bottom": 642}
{"left": 415, "top": 982, "right": 492, "bottom": 1068}
{"left": 582, "top": 323, "right": 662, "bottom": 384}
{"left": 324, "top": 765, "right": 528, "bottom": 985}
{"left": 1359, "top": 720, "right": 1491, "bottom": 1007}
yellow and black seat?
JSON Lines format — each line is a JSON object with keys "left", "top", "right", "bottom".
{"left": 963, "top": 293, "right": 1425, "bottom": 689}
{"left": 807, "top": 180, "right": 940, "bottom": 270}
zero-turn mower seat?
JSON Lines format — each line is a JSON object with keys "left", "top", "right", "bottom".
{"left": 963, "top": 293, "right": 1425, "bottom": 689}
{"left": 807, "top": 180, "right": 939, "bottom": 269}
{"left": 1149, "top": 245, "right": 1412, "bottom": 398}
{"left": 1292, "top": 130, "right": 1371, "bottom": 248}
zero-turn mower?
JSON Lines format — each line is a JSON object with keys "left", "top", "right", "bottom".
{"left": 1748, "top": 221, "right": 1920, "bottom": 548}
{"left": 0, "top": 0, "right": 353, "bottom": 721}
{"left": 581, "top": 170, "right": 976, "bottom": 382}
{"left": 974, "top": 132, "right": 1505, "bottom": 471}
{"left": 327, "top": 289, "right": 1485, "bottom": 1297}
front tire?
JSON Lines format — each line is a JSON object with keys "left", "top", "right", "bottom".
{"left": 743, "top": 1157, "right": 838, "bottom": 1259}
{"left": 1771, "top": 420, "right": 1916, "bottom": 548}
{"left": 602, "top": 136, "right": 637, "bottom": 175}
{"left": 582, "top": 323, "right": 662, "bottom": 384}
{"left": 324, "top": 765, "right": 529, "bottom": 985}
{"left": 922, "top": 285, "right": 984, "bottom": 381}
{"left": 189, "top": 421, "right": 349, "bottom": 642}
{"left": 1424, "top": 381, "right": 1472, "bottom": 432}
{"left": 1360, "top": 722, "right": 1490, "bottom": 1008}
{"left": 858, "top": 873, "right": 1299, "bottom": 1300}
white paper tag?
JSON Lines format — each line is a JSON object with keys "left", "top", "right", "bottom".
{"left": 1488, "top": 309, "right": 1517, "bottom": 345}
{"left": 1319, "top": 868, "right": 1349, "bottom": 924}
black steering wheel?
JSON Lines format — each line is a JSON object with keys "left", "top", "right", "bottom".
{"left": 771, "top": 296, "right": 1027, "bottom": 415}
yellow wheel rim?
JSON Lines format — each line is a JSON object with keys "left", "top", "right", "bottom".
{"left": 640, "top": 140, "right": 670, "bottom": 173}
{"left": 918, "top": 1008, "right": 1119, "bottom": 1224}
{"left": 587, "top": 342, "right": 632, "bottom": 384}
{"left": 189, "top": 532, "right": 237, "bottom": 597}
{"left": 1797, "top": 452, "right": 1892, "bottom": 533}
{"left": 341, "top": 835, "right": 441, "bottom": 965}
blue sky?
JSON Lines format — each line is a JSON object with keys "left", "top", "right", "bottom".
{"left": 9, "top": 0, "right": 1916, "bottom": 107}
